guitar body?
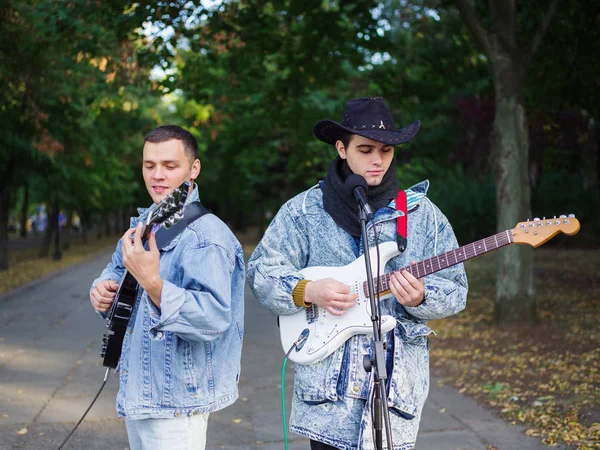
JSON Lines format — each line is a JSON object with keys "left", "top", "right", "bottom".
{"left": 279, "top": 241, "right": 400, "bottom": 365}
{"left": 101, "top": 272, "right": 140, "bottom": 369}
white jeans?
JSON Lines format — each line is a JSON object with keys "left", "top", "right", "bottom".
{"left": 125, "top": 413, "right": 209, "bottom": 450}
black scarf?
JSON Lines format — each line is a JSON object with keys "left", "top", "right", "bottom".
{"left": 322, "top": 156, "right": 398, "bottom": 236}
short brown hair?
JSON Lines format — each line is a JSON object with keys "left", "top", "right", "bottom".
{"left": 144, "top": 125, "right": 199, "bottom": 162}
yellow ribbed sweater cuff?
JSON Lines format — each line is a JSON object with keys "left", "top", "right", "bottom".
{"left": 292, "top": 280, "right": 311, "bottom": 308}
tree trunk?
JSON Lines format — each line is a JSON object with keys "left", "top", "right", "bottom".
{"left": 19, "top": 182, "right": 29, "bottom": 238}
{"left": 39, "top": 198, "right": 58, "bottom": 257}
{"left": 450, "top": 0, "right": 559, "bottom": 325}
{"left": 81, "top": 209, "right": 90, "bottom": 245}
{"left": 62, "top": 211, "right": 73, "bottom": 250}
{"left": 491, "top": 58, "right": 535, "bottom": 324}
{"left": 104, "top": 210, "right": 111, "bottom": 237}
{"left": 0, "top": 188, "right": 10, "bottom": 270}
{"left": 581, "top": 117, "right": 598, "bottom": 191}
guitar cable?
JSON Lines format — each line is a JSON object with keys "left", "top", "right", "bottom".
{"left": 281, "top": 333, "right": 309, "bottom": 450}
{"left": 56, "top": 368, "right": 111, "bottom": 450}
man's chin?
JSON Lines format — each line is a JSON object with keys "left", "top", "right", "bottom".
{"left": 365, "top": 176, "right": 384, "bottom": 186}
{"left": 151, "top": 192, "right": 170, "bottom": 204}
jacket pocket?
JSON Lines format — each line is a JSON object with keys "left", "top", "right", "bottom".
{"left": 387, "top": 321, "right": 432, "bottom": 419}
{"left": 294, "top": 347, "right": 343, "bottom": 404}
{"left": 183, "top": 340, "right": 199, "bottom": 395}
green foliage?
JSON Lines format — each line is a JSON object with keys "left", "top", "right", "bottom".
{"left": 170, "top": 0, "right": 382, "bottom": 225}
{"left": 533, "top": 171, "right": 600, "bottom": 247}
{"left": 1, "top": 0, "right": 171, "bottom": 269}
{"left": 2, "top": 0, "right": 598, "bottom": 255}
{"left": 399, "top": 160, "right": 496, "bottom": 244}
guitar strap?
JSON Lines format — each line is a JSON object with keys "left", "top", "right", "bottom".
{"left": 395, "top": 190, "right": 408, "bottom": 252}
{"left": 155, "top": 201, "right": 209, "bottom": 250}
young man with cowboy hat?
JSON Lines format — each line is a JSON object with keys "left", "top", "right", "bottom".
{"left": 247, "top": 97, "right": 468, "bottom": 450}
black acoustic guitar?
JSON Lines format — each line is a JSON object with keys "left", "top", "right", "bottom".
{"left": 100, "top": 182, "right": 189, "bottom": 369}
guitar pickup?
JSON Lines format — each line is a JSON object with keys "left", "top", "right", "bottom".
{"left": 305, "top": 304, "right": 319, "bottom": 324}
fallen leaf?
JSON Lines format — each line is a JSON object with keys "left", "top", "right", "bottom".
{"left": 232, "top": 418, "right": 242, "bottom": 424}
{"left": 16, "top": 428, "right": 27, "bottom": 435}
{"left": 439, "top": 408, "right": 446, "bottom": 413}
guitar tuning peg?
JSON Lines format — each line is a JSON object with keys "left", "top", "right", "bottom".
{"left": 533, "top": 217, "right": 540, "bottom": 221}
{"left": 568, "top": 214, "right": 575, "bottom": 218}
{"left": 543, "top": 217, "right": 546, "bottom": 220}
{"left": 559, "top": 214, "right": 566, "bottom": 219}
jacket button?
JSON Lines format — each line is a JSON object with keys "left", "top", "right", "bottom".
{"left": 174, "top": 412, "right": 180, "bottom": 417}
{"left": 353, "top": 386, "right": 360, "bottom": 392}
{"left": 156, "top": 331, "right": 164, "bottom": 339}
{"left": 192, "top": 410, "right": 199, "bottom": 416}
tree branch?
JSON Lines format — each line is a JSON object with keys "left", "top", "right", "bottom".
{"left": 452, "top": 0, "right": 491, "bottom": 56}
{"left": 528, "top": 0, "right": 560, "bottom": 64}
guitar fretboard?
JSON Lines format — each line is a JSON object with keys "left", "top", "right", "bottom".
{"left": 363, "top": 229, "right": 514, "bottom": 297}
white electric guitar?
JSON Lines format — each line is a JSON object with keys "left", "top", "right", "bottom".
{"left": 279, "top": 215, "right": 580, "bottom": 365}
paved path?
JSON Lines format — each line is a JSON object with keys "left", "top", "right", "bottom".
{"left": 0, "top": 248, "right": 556, "bottom": 450}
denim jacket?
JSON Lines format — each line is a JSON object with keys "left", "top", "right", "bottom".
{"left": 92, "top": 187, "right": 245, "bottom": 420}
{"left": 247, "top": 180, "right": 468, "bottom": 450}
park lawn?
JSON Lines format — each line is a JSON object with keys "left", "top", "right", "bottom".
{"left": 429, "top": 248, "right": 600, "bottom": 450}
{"left": 0, "top": 236, "right": 116, "bottom": 295}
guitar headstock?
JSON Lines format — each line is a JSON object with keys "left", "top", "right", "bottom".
{"left": 512, "top": 214, "right": 580, "bottom": 247}
{"left": 145, "top": 181, "right": 190, "bottom": 229}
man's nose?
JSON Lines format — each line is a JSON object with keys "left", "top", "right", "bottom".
{"left": 372, "top": 151, "right": 383, "bottom": 165}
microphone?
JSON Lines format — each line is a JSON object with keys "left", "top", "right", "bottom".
{"left": 344, "top": 174, "right": 374, "bottom": 221}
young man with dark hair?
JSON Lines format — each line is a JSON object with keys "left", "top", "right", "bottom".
{"left": 247, "top": 98, "right": 468, "bottom": 450}
{"left": 90, "top": 125, "right": 245, "bottom": 450}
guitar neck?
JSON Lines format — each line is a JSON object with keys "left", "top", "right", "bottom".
{"left": 371, "top": 229, "right": 514, "bottom": 295}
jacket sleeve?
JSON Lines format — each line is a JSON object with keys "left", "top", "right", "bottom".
{"left": 246, "top": 202, "right": 308, "bottom": 316}
{"left": 146, "top": 242, "right": 243, "bottom": 343}
{"left": 403, "top": 205, "right": 468, "bottom": 321}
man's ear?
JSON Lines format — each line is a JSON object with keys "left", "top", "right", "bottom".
{"left": 191, "top": 158, "right": 201, "bottom": 181}
{"left": 335, "top": 140, "right": 347, "bottom": 159}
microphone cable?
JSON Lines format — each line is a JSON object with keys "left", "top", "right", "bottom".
{"left": 56, "top": 368, "right": 111, "bottom": 450}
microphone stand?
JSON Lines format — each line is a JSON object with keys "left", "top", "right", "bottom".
{"left": 358, "top": 206, "right": 394, "bottom": 450}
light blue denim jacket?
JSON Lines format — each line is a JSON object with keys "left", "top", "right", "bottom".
{"left": 247, "top": 180, "right": 468, "bottom": 450}
{"left": 92, "top": 187, "right": 245, "bottom": 419}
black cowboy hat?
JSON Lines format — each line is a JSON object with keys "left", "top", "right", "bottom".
{"left": 313, "top": 97, "right": 420, "bottom": 146}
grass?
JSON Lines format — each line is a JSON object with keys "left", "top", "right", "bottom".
{"left": 0, "top": 235, "right": 116, "bottom": 295}
{"left": 429, "top": 248, "right": 600, "bottom": 449}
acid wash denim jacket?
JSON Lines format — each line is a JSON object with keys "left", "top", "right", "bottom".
{"left": 247, "top": 180, "right": 468, "bottom": 450}
{"left": 91, "top": 187, "right": 245, "bottom": 420}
